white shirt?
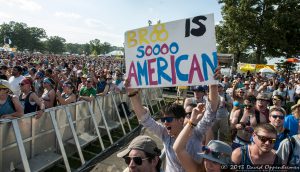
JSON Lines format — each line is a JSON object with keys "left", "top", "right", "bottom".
{"left": 8, "top": 75, "right": 25, "bottom": 96}
{"left": 296, "top": 85, "right": 300, "bottom": 94}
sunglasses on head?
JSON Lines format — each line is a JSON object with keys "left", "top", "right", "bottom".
{"left": 63, "top": 83, "right": 72, "bottom": 87}
{"left": 202, "top": 146, "right": 229, "bottom": 159}
{"left": 160, "top": 117, "right": 175, "bottom": 123}
{"left": 255, "top": 133, "right": 276, "bottom": 144}
{"left": 271, "top": 115, "right": 284, "bottom": 120}
{"left": 272, "top": 98, "right": 280, "bottom": 101}
{"left": 124, "top": 156, "right": 149, "bottom": 166}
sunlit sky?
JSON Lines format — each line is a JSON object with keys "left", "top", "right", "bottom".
{"left": 0, "top": 0, "right": 222, "bottom": 47}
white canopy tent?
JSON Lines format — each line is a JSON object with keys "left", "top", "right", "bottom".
{"left": 259, "top": 67, "right": 275, "bottom": 73}
{"left": 106, "top": 50, "right": 124, "bottom": 57}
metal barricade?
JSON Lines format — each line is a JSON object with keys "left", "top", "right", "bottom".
{"left": 0, "top": 90, "right": 163, "bottom": 172}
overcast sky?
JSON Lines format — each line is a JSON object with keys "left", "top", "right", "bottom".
{"left": 0, "top": 0, "right": 222, "bottom": 46}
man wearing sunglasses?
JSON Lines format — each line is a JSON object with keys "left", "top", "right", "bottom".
{"left": 232, "top": 123, "right": 282, "bottom": 166}
{"left": 124, "top": 68, "right": 220, "bottom": 172}
{"left": 269, "top": 107, "right": 290, "bottom": 150}
{"left": 117, "top": 135, "right": 161, "bottom": 172}
{"left": 78, "top": 77, "right": 96, "bottom": 102}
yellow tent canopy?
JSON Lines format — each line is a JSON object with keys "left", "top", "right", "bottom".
{"left": 240, "top": 64, "right": 255, "bottom": 72}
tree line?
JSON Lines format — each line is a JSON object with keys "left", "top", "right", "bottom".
{"left": 0, "top": 21, "right": 122, "bottom": 55}
{"left": 217, "top": 0, "right": 300, "bottom": 64}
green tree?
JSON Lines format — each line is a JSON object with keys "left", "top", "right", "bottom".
{"left": 28, "top": 27, "right": 47, "bottom": 52}
{"left": 46, "top": 36, "right": 66, "bottom": 54}
{"left": 89, "top": 39, "right": 101, "bottom": 55}
{"left": 10, "top": 22, "right": 30, "bottom": 51}
{"left": 0, "top": 23, "right": 13, "bottom": 46}
{"left": 101, "top": 42, "right": 111, "bottom": 54}
{"left": 0, "top": 21, "right": 46, "bottom": 52}
{"left": 65, "top": 43, "right": 82, "bottom": 54}
{"left": 217, "top": 0, "right": 300, "bottom": 64}
{"left": 83, "top": 43, "right": 91, "bottom": 55}
{"left": 274, "top": 0, "right": 300, "bottom": 57}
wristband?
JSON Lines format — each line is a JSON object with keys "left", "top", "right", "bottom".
{"left": 188, "top": 120, "right": 197, "bottom": 128}
{"left": 128, "top": 91, "right": 139, "bottom": 97}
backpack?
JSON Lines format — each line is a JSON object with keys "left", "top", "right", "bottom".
{"left": 287, "top": 136, "right": 296, "bottom": 164}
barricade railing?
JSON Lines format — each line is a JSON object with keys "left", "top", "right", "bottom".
{"left": 0, "top": 88, "right": 165, "bottom": 172}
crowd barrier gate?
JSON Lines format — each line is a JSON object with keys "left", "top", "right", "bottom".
{"left": 0, "top": 88, "right": 165, "bottom": 172}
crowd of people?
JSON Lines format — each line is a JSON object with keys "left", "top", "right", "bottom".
{"left": 1, "top": 51, "right": 300, "bottom": 171}
{"left": 118, "top": 68, "right": 300, "bottom": 172}
{"left": 0, "top": 52, "right": 125, "bottom": 119}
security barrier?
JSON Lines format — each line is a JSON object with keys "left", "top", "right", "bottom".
{"left": 0, "top": 88, "right": 165, "bottom": 172}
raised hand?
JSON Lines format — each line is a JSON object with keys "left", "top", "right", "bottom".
{"left": 190, "top": 103, "right": 206, "bottom": 124}
{"left": 214, "top": 66, "right": 222, "bottom": 81}
{"left": 124, "top": 78, "right": 139, "bottom": 95}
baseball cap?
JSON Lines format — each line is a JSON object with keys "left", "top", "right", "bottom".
{"left": 117, "top": 135, "right": 161, "bottom": 158}
{"left": 36, "top": 71, "right": 45, "bottom": 78}
{"left": 192, "top": 85, "right": 205, "bottom": 92}
{"left": 218, "top": 83, "right": 225, "bottom": 88}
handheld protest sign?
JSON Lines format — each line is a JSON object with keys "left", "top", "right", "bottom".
{"left": 125, "top": 14, "right": 218, "bottom": 88}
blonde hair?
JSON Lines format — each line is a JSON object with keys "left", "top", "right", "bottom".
{"left": 254, "top": 123, "right": 276, "bottom": 135}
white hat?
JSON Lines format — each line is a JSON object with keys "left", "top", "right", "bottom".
{"left": 0, "top": 79, "right": 12, "bottom": 92}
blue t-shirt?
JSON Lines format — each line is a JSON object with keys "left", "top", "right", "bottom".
{"left": 274, "top": 130, "right": 290, "bottom": 150}
{"left": 284, "top": 114, "right": 299, "bottom": 136}
{"left": 96, "top": 81, "right": 106, "bottom": 93}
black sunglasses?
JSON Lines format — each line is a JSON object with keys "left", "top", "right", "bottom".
{"left": 124, "top": 156, "right": 149, "bottom": 165}
{"left": 255, "top": 133, "right": 276, "bottom": 144}
{"left": 160, "top": 117, "right": 174, "bottom": 123}
{"left": 202, "top": 146, "right": 229, "bottom": 159}
{"left": 271, "top": 115, "right": 284, "bottom": 120}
